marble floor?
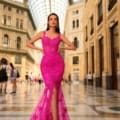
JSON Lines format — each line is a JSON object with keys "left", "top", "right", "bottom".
{"left": 0, "top": 81, "right": 120, "bottom": 120}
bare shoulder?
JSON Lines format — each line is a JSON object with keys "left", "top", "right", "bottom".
{"left": 37, "top": 31, "right": 44, "bottom": 39}
{"left": 60, "top": 34, "right": 65, "bottom": 38}
{"left": 60, "top": 34, "right": 68, "bottom": 41}
{"left": 60, "top": 34, "right": 66, "bottom": 40}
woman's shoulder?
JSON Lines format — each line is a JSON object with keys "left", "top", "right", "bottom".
{"left": 59, "top": 34, "right": 66, "bottom": 40}
{"left": 38, "top": 31, "right": 46, "bottom": 39}
{"left": 34, "top": 31, "right": 45, "bottom": 39}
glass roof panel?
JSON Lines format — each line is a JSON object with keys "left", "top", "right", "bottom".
{"left": 28, "top": 0, "right": 69, "bottom": 32}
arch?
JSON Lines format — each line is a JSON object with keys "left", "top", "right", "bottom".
{"left": 3, "top": 34, "right": 9, "bottom": 47}
{"left": 16, "top": 37, "right": 21, "bottom": 49}
{"left": 73, "top": 20, "right": 75, "bottom": 28}
{"left": 73, "top": 37, "right": 79, "bottom": 48}
{"left": 76, "top": 19, "right": 79, "bottom": 28}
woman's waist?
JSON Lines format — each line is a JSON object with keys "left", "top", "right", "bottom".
{"left": 44, "top": 51, "right": 60, "bottom": 56}
{"left": 42, "top": 52, "right": 63, "bottom": 60}
{"left": 41, "top": 53, "right": 64, "bottom": 66}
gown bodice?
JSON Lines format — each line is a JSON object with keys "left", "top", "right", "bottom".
{"left": 42, "top": 32, "right": 61, "bottom": 55}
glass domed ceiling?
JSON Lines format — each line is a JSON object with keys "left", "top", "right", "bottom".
{"left": 28, "top": 0, "right": 69, "bottom": 32}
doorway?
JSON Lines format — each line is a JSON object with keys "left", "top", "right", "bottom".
{"left": 110, "top": 23, "right": 119, "bottom": 89}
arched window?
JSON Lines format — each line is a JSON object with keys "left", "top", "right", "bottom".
{"left": 76, "top": 19, "right": 79, "bottom": 28}
{"left": 73, "top": 37, "right": 79, "bottom": 48}
{"left": 3, "top": 5, "right": 7, "bottom": 10}
{"left": 8, "top": 6, "right": 12, "bottom": 11}
{"left": 8, "top": 16, "right": 11, "bottom": 25}
{"left": 20, "top": 19, "right": 23, "bottom": 29}
{"left": 73, "top": 20, "right": 75, "bottom": 28}
{"left": 3, "top": 34, "right": 9, "bottom": 47}
{"left": 3, "top": 15, "right": 7, "bottom": 25}
{"left": 16, "top": 18, "right": 19, "bottom": 28}
{"left": 16, "top": 37, "right": 21, "bottom": 49}
{"left": 76, "top": 10, "right": 79, "bottom": 14}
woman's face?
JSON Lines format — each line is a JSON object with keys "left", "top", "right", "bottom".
{"left": 48, "top": 15, "right": 58, "bottom": 28}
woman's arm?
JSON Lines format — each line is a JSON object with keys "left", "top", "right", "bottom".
{"left": 27, "top": 32, "right": 43, "bottom": 52}
{"left": 60, "top": 34, "right": 76, "bottom": 50}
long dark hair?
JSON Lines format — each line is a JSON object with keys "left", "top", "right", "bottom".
{"left": 10, "top": 62, "right": 14, "bottom": 70}
{"left": 46, "top": 13, "right": 60, "bottom": 33}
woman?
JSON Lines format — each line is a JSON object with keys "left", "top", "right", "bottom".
{"left": 9, "top": 62, "right": 17, "bottom": 93}
{"left": 27, "top": 13, "right": 76, "bottom": 120}
{"left": 0, "top": 58, "right": 8, "bottom": 94}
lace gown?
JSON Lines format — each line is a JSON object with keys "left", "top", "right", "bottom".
{"left": 30, "top": 31, "right": 70, "bottom": 120}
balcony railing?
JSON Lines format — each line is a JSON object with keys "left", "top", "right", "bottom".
{"left": 0, "top": 46, "right": 35, "bottom": 62}
{"left": 0, "top": 46, "right": 26, "bottom": 53}
{"left": 108, "top": 0, "right": 117, "bottom": 11}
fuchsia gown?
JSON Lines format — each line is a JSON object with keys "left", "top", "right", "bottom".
{"left": 30, "top": 31, "right": 70, "bottom": 120}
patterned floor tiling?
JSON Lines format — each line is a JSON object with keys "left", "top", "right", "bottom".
{"left": 0, "top": 82, "right": 120, "bottom": 120}
{"left": 0, "top": 117, "right": 29, "bottom": 120}
{"left": 0, "top": 106, "right": 33, "bottom": 111}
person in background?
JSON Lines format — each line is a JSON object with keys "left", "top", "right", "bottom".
{"left": 68, "top": 73, "right": 72, "bottom": 85}
{"left": 38, "top": 74, "right": 42, "bottom": 85}
{"left": 0, "top": 58, "right": 8, "bottom": 94}
{"left": 9, "top": 62, "right": 17, "bottom": 93}
{"left": 87, "top": 71, "right": 93, "bottom": 85}
{"left": 25, "top": 72, "right": 29, "bottom": 84}
{"left": 29, "top": 72, "right": 33, "bottom": 85}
